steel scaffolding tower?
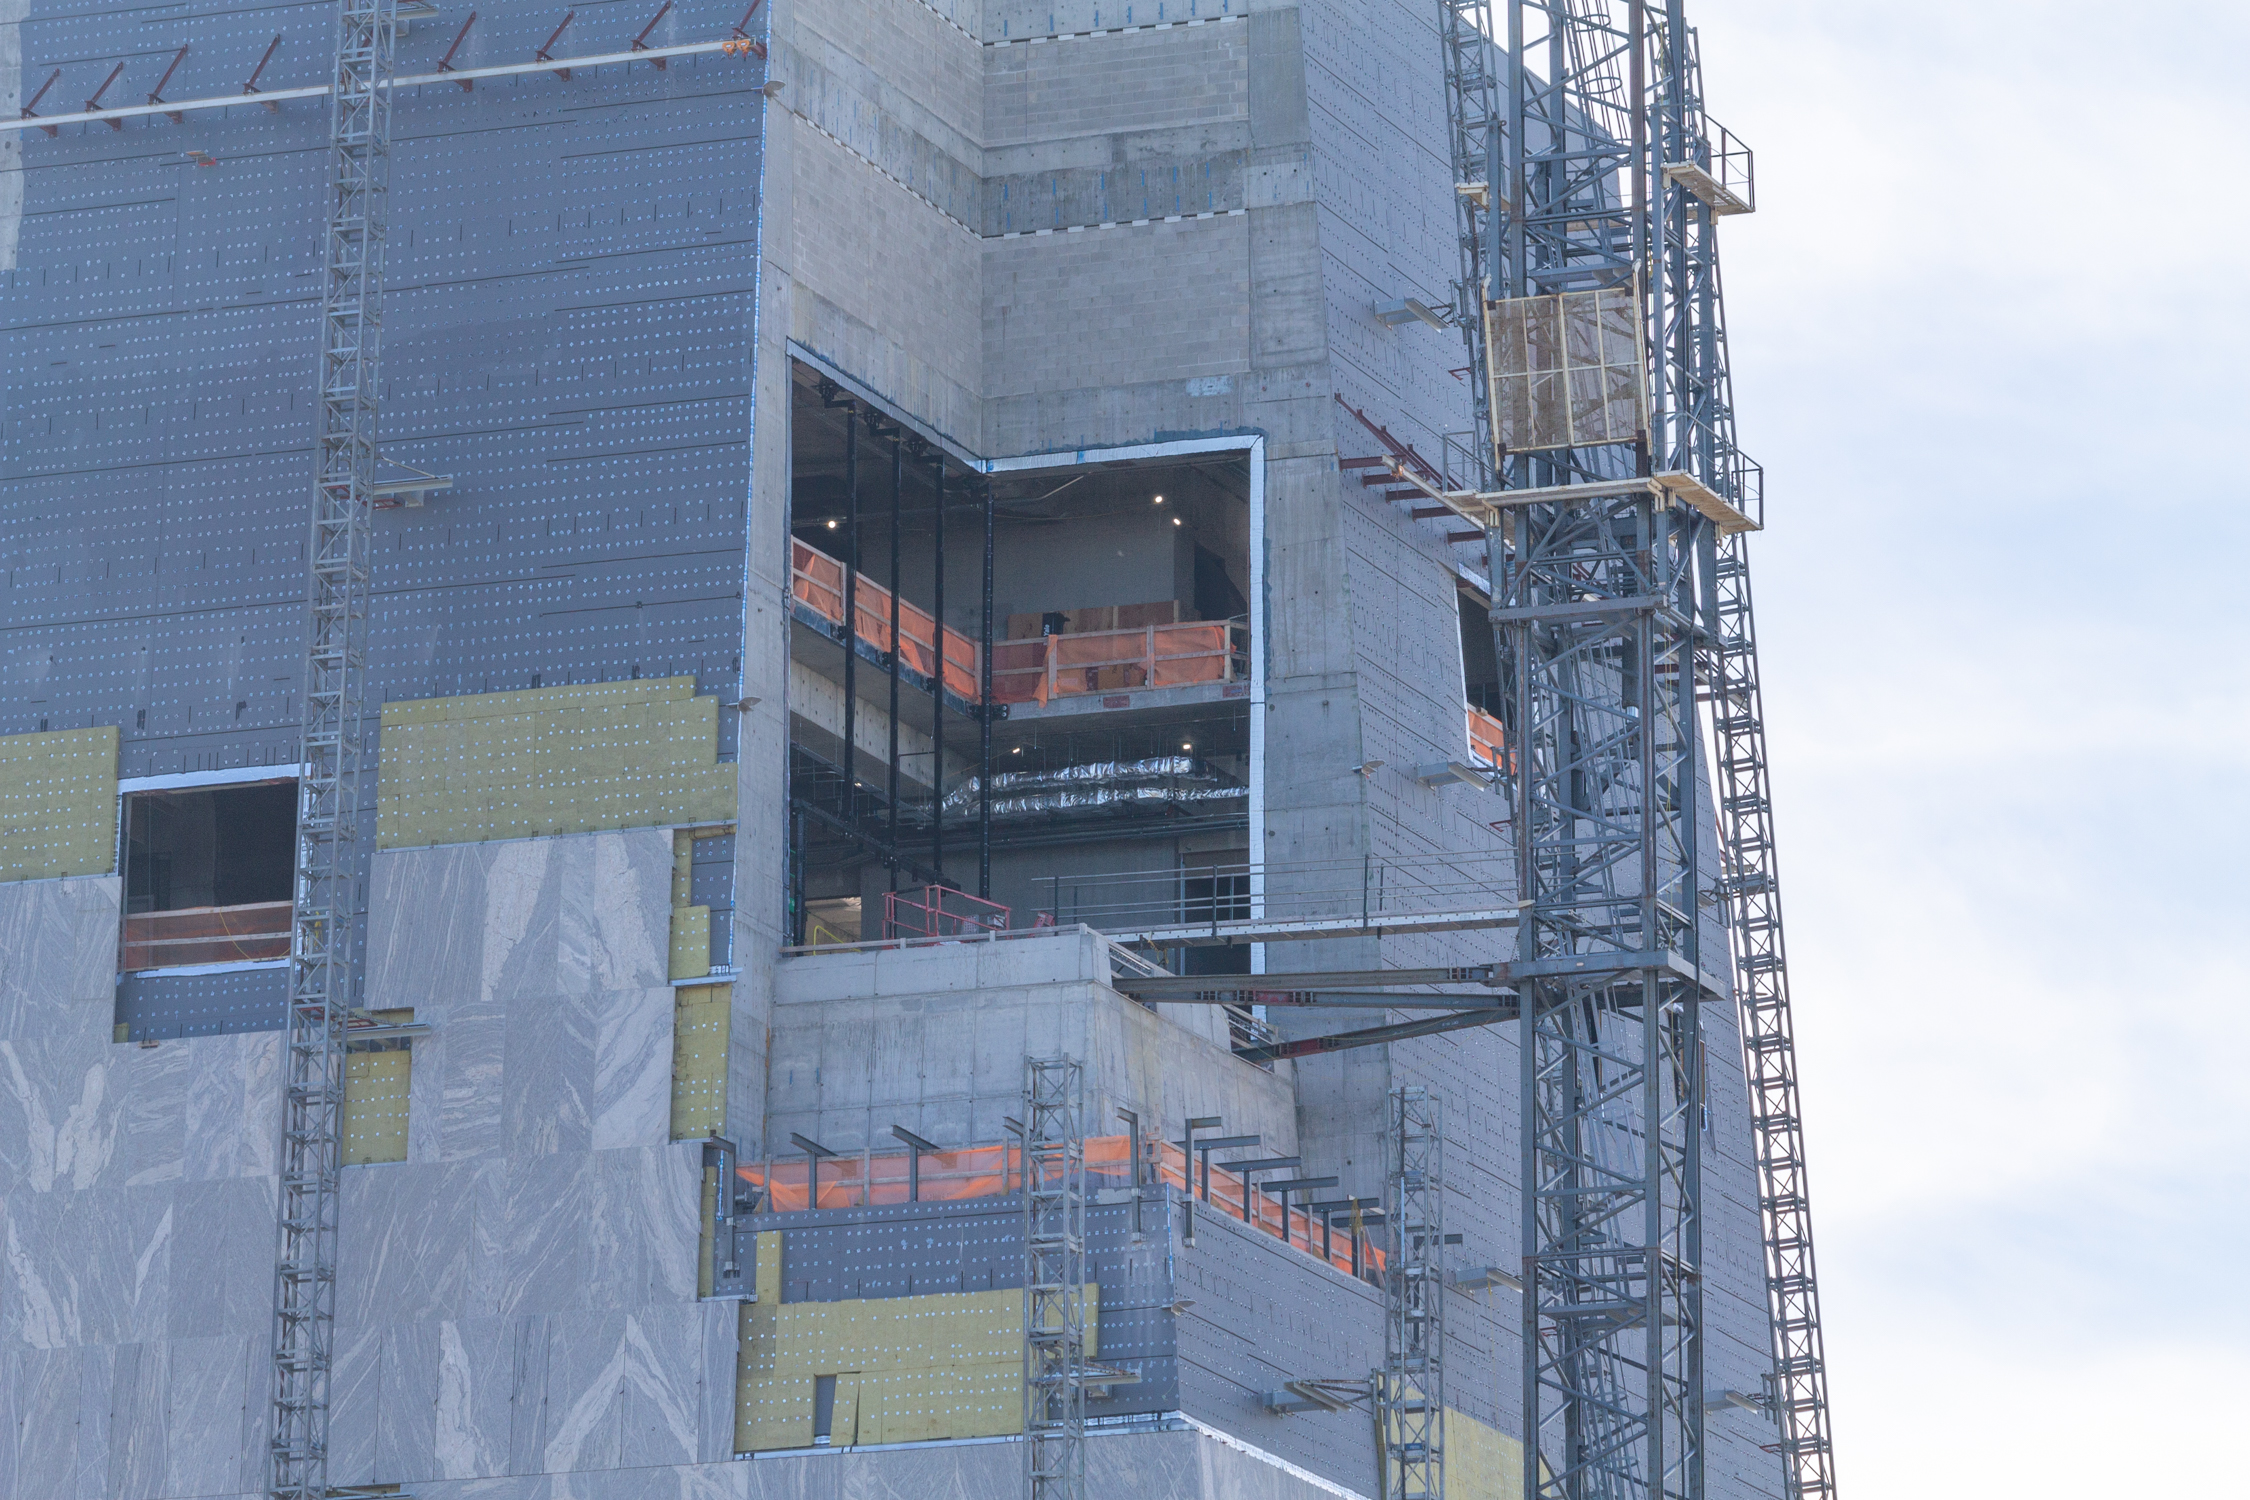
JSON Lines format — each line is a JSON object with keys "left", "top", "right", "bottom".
{"left": 1438, "top": 0, "right": 1503, "bottom": 485}
{"left": 1647, "top": 12, "right": 1838, "bottom": 1498}
{"left": 1378, "top": 1086, "right": 1447, "bottom": 1500}
{"left": 1022, "top": 1055, "right": 1088, "bottom": 1500}
{"left": 1446, "top": 0, "right": 1837, "bottom": 1496}
{"left": 1710, "top": 523, "right": 1835, "bottom": 1500}
{"left": 1491, "top": 6, "right": 1708, "bottom": 1500}
{"left": 267, "top": 3, "right": 398, "bottom": 1497}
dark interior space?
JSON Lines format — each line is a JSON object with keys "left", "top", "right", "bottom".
{"left": 783, "top": 363, "right": 1254, "bottom": 946}
{"left": 125, "top": 781, "right": 297, "bottom": 915}
{"left": 1458, "top": 586, "right": 1500, "bottom": 715}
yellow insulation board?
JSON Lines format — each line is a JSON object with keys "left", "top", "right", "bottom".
{"left": 376, "top": 677, "right": 735, "bottom": 849}
{"left": 1447, "top": 1406, "right": 1533, "bottom": 1500}
{"left": 735, "top": 1231, "right": 1100, "bottom": 1454}
{"left": 342, "top": 1048, "right": 412, "bottom": 1165}
{"left": 669, "top": 905, "right": 712, "bottom": 980}
{"left": 0, "top": 726, "right": 119, "bottom": 883}
{"left": 671, "top": 982, "right": 730, "bottom": 1141}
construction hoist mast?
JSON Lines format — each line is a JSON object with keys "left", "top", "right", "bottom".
{"left": 1489, "top": 3, "right": 1705, "bottom": 1500}
{"left": 1023, "top": 1055, "right": 1089, "bottom": 1500}
{"left": 267, "top": 2, "right": 397, "bottom": 1496}
{"left": 1436, "top": 0, "right": 1837, "bottom": 1495}
{"left": 1653, "top": 21, "right": 1841, "bottom": 1497}
{"left": 1438, "top": 0, "right": 1503, "bottom": 485}
{"left": 1378, "top": 1087, "right": 1447, "bottom": 1500}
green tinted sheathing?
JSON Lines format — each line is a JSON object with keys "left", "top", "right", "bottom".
{"left": 376, "top": 677, "right": 735, "bottom": 848}
{"left": 0, "top": 726, "right": 119, "bottom": 883}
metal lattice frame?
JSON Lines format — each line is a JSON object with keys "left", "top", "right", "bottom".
{"left": 1492, "top": 9, "right": 1709, "bottom": 1499}
{"left": 1646, "top": 9, "right": 1835, "bottom": 1495}
{"left": 1496, "top": 484, "right": 1707, "bottom": 1500}
{"left": 1378, "top": 1086, "right": 1447, "bottom": 1500}
{"left": 1709, "top": 534, "right": 1834, "bottom": 1499}
{"left": 1023, "top": 1055, "right": 1087, "bottom": 1500}
{"left": 1438, "top": 0, "right": 1502, "bottom": 485}
{"left": 268, "top": 4, "right": 397, "bottom": 1497}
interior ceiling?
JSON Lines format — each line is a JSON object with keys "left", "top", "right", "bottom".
{"left": 787, "top": 362, "right": 1250, "bottom": 529}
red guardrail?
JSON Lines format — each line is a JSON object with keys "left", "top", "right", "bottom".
{"left": 120, "top": 900, "right": 291, "bottom": 971}
{"left": 792, "top": 538, "right": 1246, "bottom": 707}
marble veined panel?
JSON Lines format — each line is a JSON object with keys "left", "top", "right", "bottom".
{"left": 427, "top": 1000, "right": 507, "bottom": 1163}
{"left": 497, "top": 1154, "right": 592, "bottom": 1321}
{"left": 617, "top": 1303, "right": 705, "bottom": 1470}
{"left": 0, "top": 1343, "right": 83, "bottom": 1500}
{"left": 103, "top": 1338, "right": 168, "bottom": 1500}
{"left": 72, "top": 1341, "right": 115, "bottom": 1500}
{"left": 380, "top": 1317, "right": 448, "bottom": 1482}
{"left": 0, "top": 1017, "right": 120, "bottom": 1196}
{"left": 503, "top": 989, "right": 598, "bottom": 1160}
{"left": 328, "top": 1317, "right": 384, "bottom": 1488}
{"left": 592, "top": 987, "right": 676, "bottom": 1152}
{"left": 0, "top": 1183, "right": 172, "bottom": 1349}
{"left": 180, "top": 1032, "right": 282, "bottom": 1183}
{"left": 367, "top": 830, "right": 672, "bottom": 1009}
{"left": 582, "top": 1146, "right": 701, "bottom": 1312}
{"left": 162, "top": 1333, "right": 253, "bottom": 1500}
{"left": 0, "top": 874, "right": 120, "bottom": 1023}
{"left": 433, "top": 1315, "right": 523, "bottom": 1481}
{"left": 335, "top": 1158, "right": 505, "bottom": 1327}
{"left": 164, "top": 1175, "right": 274, "bottom": 1342}
{"left": 535, "top": 1312, "right": 631, "bottom": 1476}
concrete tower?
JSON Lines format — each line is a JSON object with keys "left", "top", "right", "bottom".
{"left": 0, "top": 1, "right": 1789, "bottom": 1496}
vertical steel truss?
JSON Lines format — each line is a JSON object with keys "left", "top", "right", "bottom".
{"left": 1497, "top": 485, "right": 1706, "bottom": 1500}
{"left": 1379, "top": 1086, "right": 1447, "bottom": 1500}
{"left": 1022, "top": 1055, "right": 1087, "bottom": 1500}
{"left": 1438, "top": 0, "right": 1501, "bottom": 485}
{"left": 267, "top": 4, "right": 396, "bottom": 1498}
{"left": 1708, "top": 528, "right": 1834, "bottom": 1500}
{"left": 1646, "top": 10, "right": 1836, "bottom": 1496}
{"left": 1493, "top": 8, "right": 1706, "bottom": 1500}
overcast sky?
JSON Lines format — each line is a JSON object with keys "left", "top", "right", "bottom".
{"left": 1687, "top": 2, "right": 2249, "bottom": 1493}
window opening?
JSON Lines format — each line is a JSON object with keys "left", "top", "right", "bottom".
{"left": 119, "top": 780, "right": 296, "bottom": 971}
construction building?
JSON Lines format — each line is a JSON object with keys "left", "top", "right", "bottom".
{"left": 0, "top": 2, "right": 1836, "bottom": 1500}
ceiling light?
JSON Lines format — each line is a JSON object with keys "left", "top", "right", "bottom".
{"left": 1153, "top": 495, "right": 1164, "bottom": 504}
{"left": 1172, "top": 517, "right": 1182, "bottom": 526}
{"left": 825, "top": 519, "right": 837, "bottom": 529}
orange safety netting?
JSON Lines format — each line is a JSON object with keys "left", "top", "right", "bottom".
{"left": 791, "top": 539, "right": 981, "bottom": 701}
{"left": 736, "top": 1134, "right": 1382, "bottom": 1279}
{"left": 1467, "top": 704, "right": 1509, "bottom": 772}
{"left": 987, "top": 623, "right": 1243, "bottom": 704}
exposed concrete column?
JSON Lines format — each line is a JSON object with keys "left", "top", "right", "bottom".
{"left": 734, "top": 55, "right": 797, "bottom": 1160}
{"left": 1241, "top": 4, "right": 1389, "bottom": 1205}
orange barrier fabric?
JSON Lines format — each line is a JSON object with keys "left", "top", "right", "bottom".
{"left": 738, "top": 1134, "right": 1377, "bottom": 1278}
{"left": 985, "top": 624, "right": 1243, "bottom": 703}
{"left": 792, "top": 539, "right": 982, "bottom": 702}
{"left": 120, "top": 900, "right": 292, "bottom": 971}
{"left": 1468, "top": 705, "right": 1508, "bottom": 771}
